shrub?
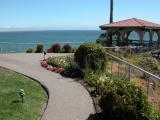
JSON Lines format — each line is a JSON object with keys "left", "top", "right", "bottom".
{"left": 75, "top": 42, "right": 107, "bottom": 72}
{"left": 84, "top": 69, "right": 102, "bottom": 87}
{"left": 62, "top": 44, "right": 72, "bottom": 53}
{"left": 47, "top": 48, "right": 52, "bottom": 53}
{"left": 138, "top": 56, "right": 159, "bottom": 71}
{"left": 99, "top": 80, "right": 159, "bottom": 120}
{"left": 26, "top": 48, "right": 35, "bottom": 53}
{"left": 49, "top": 43, "right": 61, "bottom": 53}
{"left": 47, "top": 56, "right": 57, "bottom": 66}
{"left": 71, "top": 47, "right": 77, "bottom": 53}
{"left": 36, "top": 44, "right": 44, "bottom": 53}
{"left": 60, "top": 61, "right": 84, "bottom": 78}
{"left": 47, "top": 55, "right": 83, "bottom": 78}
{"left": 47, "top": 56, "right": 69, "bottom": 68}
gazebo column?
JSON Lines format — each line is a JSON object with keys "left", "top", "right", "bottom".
{"left": 120, "top": 31, "right": 125, "bottom": 41}
{"left": 116, "top": 31, "right": 121, "bottom": 46}
{"left": 126, "top": 31, "right": 131, "bottom": 45}
{"left": 105, "top": 30, "right": 109, "bottom": 41}
{"left": 107, "top": 30, "right": 113, "bottom": 46}
{"left": 119, "top": 30, "right": 128, "bottom": 46}
{"left": 157, "top": 31, "right": 160, "bottom": 49}
{"left": 104, "top": 30, "right": 110, "bottom": 46}
{"left": 149, "top": 30, "right": 154, "bottom": 50}
{"left": 137, "top": 31, "right": 145, "bottom": 46}
{"left": 121, "top": 30, "right": 131, "bottom": 46}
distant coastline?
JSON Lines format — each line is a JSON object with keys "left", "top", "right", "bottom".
{"left": 0, "top": 27, "right": 101, "bottom": 32}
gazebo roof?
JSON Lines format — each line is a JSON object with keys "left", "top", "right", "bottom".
{"left": 100, "top": 18, "right": 160, "bottom": 30}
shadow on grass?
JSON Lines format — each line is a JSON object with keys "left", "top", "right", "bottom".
{"left": 11, "top": 100, "right": 21, "bottom": 103}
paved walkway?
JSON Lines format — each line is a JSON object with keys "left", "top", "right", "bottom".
{"left": 0, "top": 53, "right": 95, "bottom": 120}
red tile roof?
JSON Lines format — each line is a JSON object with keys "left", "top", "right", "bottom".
{"left": 100, "top": 18, "right": 160, "bottom": 29}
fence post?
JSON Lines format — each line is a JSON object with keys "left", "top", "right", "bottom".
{"left": 147, "top": 76, "right": 150, "bottom": 96}
{"left": 118, "top": 62, "right": 120, "bottom": 80}
{"left": 128, "top": 64, "right": 131, "bottom": 81}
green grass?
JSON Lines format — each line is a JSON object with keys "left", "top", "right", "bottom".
{"left": 0, "top": 67, "right": 47, "bottom": 120}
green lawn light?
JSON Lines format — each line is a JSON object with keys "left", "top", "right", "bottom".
{"left": 19, "top": 89, "right": 25, "bottom": 103}
{"left": 44, "top": 51, "right": 47, "bottom": 60}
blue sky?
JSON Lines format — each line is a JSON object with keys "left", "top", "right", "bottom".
{"left": 0, "top": 0, "right": 160, "bottom": 30}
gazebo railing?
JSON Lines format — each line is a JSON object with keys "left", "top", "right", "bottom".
{"left": 106, "top": 52, "right": 160, "bottom": 110}
{"left": 104, "top": 45, "right": 157, "bottom": 53}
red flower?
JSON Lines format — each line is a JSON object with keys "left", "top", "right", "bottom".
{"left": 148, "top": 96, "right": 157, "bottom": 102}
{"left": 52, "top": 67, "right": 58, "bottom": 72}
{"left": 41, "top": 61, "right": 48, "bottom": 68}
{"left": 58, "top": 68, "right": 65, "bottom": 73}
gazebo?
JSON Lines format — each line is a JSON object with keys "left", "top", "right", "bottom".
{"left": 99, "top": 18, "right": 160, "bottom": 49}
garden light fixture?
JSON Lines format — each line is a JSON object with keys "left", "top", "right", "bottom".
{"left": 44, "top": 51, "right": 47, "bottom": 60}
{"left": 19, "top": 89, "right": 25, "bottom": 103}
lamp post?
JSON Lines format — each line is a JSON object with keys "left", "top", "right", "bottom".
{"left": 110, "top": 0, "right": 114, "bottom": 23}
{"left": 108, "top": 0, "right": 114, "bottom": 46}
{"left": 19, "top": 89, "right": 25, "bottom": 103}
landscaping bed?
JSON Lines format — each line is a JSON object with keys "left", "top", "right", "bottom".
{"left": 0, "top": 67, "right": 47, "bottom": 120}
{"left": 109, "top": 51, "right": 160, "bottom": 76}
{"left": 40, "top": 42, "right": 160, "bottom": 120}
{"left": 108, "top": 51, "right": 160, "bottom": 110}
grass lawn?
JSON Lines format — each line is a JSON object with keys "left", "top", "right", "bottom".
{"left": 0, "top": 67, "right": 47, "bottom": 120}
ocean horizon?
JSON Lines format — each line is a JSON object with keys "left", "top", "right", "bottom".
{"left": 0, "top": 30, "right": 158, "bottom": 53}
{"left": 0, "top": 30, "right": 102, "bottom": 53}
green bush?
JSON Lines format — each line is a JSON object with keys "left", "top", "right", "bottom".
{"left": 138, "top": 56, "right": 159, "bottom": 72}
{"left": 71, "top": 47, "right": 77, "bottom": 53}
{"left": 26, "top": 48, "right": 35, "bottom": 53}
{"left": 50, "top": 43, "right": 61, "bottom": 53}
{"left": 99, "top": 80, "right": 159, "bottom": 120}
{"left": 84, "top": 69, "right": 102, "bottom": 87}
{"left": 75, "top": 42, "right": 107, "bottom": 72}
{"left": 35, "top": 44, "right": 44, "bottom": 53}
{"left": 47, "top": 56, "right": 57, "bottom": 66}
{"left": 62, "top": 44, "right": 72, "bottom": 53}
{"left": 47, "top": 56, "right": 69, "bottom": 68}
{"left": 60, "top": 61, "right": 84, "bottom": 78}
{"left": 47, "top": 55, "right": 83, "bottom": 78}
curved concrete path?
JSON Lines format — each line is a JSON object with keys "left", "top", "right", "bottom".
{"left": 0, "top": 53, "right": 94, "bottom": 120}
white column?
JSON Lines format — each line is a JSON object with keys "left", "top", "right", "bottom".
{"left": 137, "top": 31, "right": 145, "bottom": 46}
{"left": 157, "top": 31, "right": 160, "bottom": 49}
{"left": 149, "top": 30, "right": 154, "bottom": 49}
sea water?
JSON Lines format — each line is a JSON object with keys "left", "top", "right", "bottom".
{"left": 0, "top": 30, "right": 157, "bottom": 53}
{"left": 0, "top": 30, "right": 102, "bottom": 52}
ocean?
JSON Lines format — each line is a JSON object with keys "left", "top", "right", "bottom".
{"left": 0, "top": 30, "right": 157, "bottom": 53}
{"left": 0, "top": 30, "right": 102, "bottom": 53}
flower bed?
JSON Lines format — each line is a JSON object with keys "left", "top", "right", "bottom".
{"left": 40, "top": 56, "right": 75, "bottom": 74}
{"left": 40, "top": 43, "right": 160, "bottom": 119}
{"left": 41, "top": 60, "right": 65, "bottom": 73}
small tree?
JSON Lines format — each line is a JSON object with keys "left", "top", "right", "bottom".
{"left": 26, "top": 48, "right": 35, "bottom": 53}
{"left": 62, "top": 44, "right": 72, "bottom": 53}
{"left": 75, "top": 42, "right": 107, "bottom": 72}
{"left": 50, "top": 43, "right": 61, "bottom": 53}
{"left": 36, "top": 44, "right": 44, "bottom": 53}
